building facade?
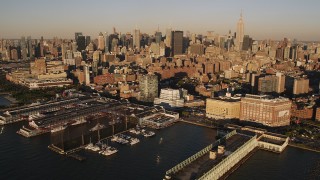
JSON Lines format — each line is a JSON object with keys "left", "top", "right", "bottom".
{"left": 240, "top": 94, "right": 292, "bottom": 127}
{"left": 206, "top": 98, "right": 241, "bottom": 119}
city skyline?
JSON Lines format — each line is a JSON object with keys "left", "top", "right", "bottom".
{"left": 1, "top": 0, "right": 320, "bottom": 41}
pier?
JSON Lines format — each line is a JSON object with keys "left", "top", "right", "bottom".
{"left": 164, "top": 127, "right": 289, "bottom": 180}
{"left": 66, "top": 153, "right": 86, "bottom": 162}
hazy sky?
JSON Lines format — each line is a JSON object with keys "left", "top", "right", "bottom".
{"left": 0, "top": 0, "right": 319, "bottom": 41}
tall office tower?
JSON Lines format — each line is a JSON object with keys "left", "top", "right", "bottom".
{"left": 20, "top": 36, "right": 27, "bottom": 60}
{"left": 27, "top": 36, "right": 33, "bottom": 58}
{"left": 171, "top": 31, "right": 183, "bottom": 56}
{"left": 236, "top": 12, "right": 244, "bottom": 51}
{"left": 165, "top": 28, "right": 172, "bottom": 48}
{"left": 242, "top": 35, "right": 252, "bottom": 51}
{"left": 40, "top": 36, "right": 44, "bottom": 57}
{"left": 133, "top": 28, "right": 141, "bottom": 50}
{"left": 240, "top": 94, "right": 292, "bottom": 127}
{"left": 226, "top": 30, "right": 233, "bottom": 50}
{"left": 290, "top": 46, "right": 298, "bottom": 61}
{"left": 61, "top": 43, "right": 66, "bottom": 60}
{"left": 155, "top": 31, "right": 162, "bottom": 44}
{"left": 276, "top": 47, "right": 284, "bottom": 60}
{"left": 104, "top": 32, "right": 109, "bottom": 53}
{"left": 283, "top": 46, "right": 290, "bottom": 60}
{"left": 77, "top": 35, "right": 86, "bottom": 51}
{"left": 98, "top": 32, "right": 105, "bottom": 51}
{"left": 75, "top": 32, "right": 83, "bottom": 41}
{"left": 139, "top": 74, "right": 158, "bottom": 102}
{"left": 85, "top": 36, "right": 91, "bottom": 47}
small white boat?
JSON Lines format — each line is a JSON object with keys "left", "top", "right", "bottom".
{"left": 84, "top": 143, "right": 94, "bottom": 150}
{"left": 143, "top": 131, "right": 155, "bottom": 137}
{"left": 101, "top": 147, "right": 118, "bottom": 156}
{"left": 130, "top": 138, "right": 140, "bottom": 145}
{"left": 129, "top": 128, "right": 141, "bottom": 135}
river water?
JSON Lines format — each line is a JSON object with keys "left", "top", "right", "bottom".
{"left": 0, "top": 98, "right": 319, "bottom": 179}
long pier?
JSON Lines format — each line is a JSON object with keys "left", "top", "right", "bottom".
{"left": 179, "top": 119, "right": 216, "bottom": 129}
{"left": 164, "top": 127, "right": 289, "bottom": 180}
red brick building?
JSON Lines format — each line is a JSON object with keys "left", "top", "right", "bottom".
{"left": 94, "top": 73, "right": 115, "bottom": 85}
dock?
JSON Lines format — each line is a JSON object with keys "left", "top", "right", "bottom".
{"left": 164, "top": 127, "right": 289, "bottom": 180}
{"left": 66, "top": 153, "right": 86, "bottom": 162}
{"left": 48, "top": 144, "right": 65, "bottom": 155}
{"left": 179, "top": 119, "right": 216, "bottom": 129}
{"left": 17, "top": 126, "right": 50, "bottom": 138}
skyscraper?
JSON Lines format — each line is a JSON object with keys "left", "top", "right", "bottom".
{"left": 40, "top": 36, "right": 44, "bottom": 57}
{"left": 155, "top": 31, "right": 162, "bottom": 44}
{"left": 236, "top": 12, "right": 244, "bottom": 51}
{"left": 165, "top": 28, "right": 172, "bottom": 48}
{"left": 133, "top": 28, "right": 141, "bottom": 50}
{"left": 85, "top": 36, "right": 91, "bottom": 47}
{"left": 20, "top": 36, "right": 27, "bottom": 60}
{"left": 171, "top": 31, "right": 183, "bottom": 56}
{"left": 98, "top": 32, "right": 105, "bottom": 51}
{"left": 242, "top": 35, "right": 252, "bottom": 51}
{"left": 104, "top": 32, "right": 109, "bottom": 53}
{"left": 77, "top": 35, "right": 86, "bottom": 51}
{"left": 75, "top": 32, "right": 83, "bottom": 41}
{"left": 27, "top": 36, "right": 33, "bottom": 58}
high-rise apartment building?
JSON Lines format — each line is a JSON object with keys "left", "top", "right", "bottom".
{"left": 258, "top": 73, "right": 285, "bottom": 94}
{"left": 240, "top": 94, "right": 291, "bottom": 127}
{"left": 139, "top": 74, "right": 158, "bottom": 102}
{"left": 171, "top": 31, "right": 183, "bottom": 56}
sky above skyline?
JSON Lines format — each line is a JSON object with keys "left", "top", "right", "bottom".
{"left": 0, "top": 0, "right": 319, "bottom": 41}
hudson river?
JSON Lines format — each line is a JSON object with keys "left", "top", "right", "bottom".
{"left": 0, "top": 99, "right": 319, "bottom": 179}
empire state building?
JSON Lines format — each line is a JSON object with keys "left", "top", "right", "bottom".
{"left": 236, "top": 12, "right": 244, "bottom": 50}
